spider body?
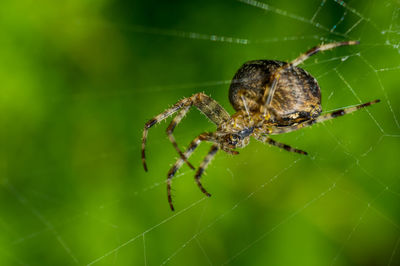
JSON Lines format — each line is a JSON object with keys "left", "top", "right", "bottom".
{"left": 229, "top": 60, "right": 322, "bottom": 125}
{"left": 141, "top": 41, "right": 380, "bottom": 211}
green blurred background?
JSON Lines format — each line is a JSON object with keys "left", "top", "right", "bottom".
{"left": 2, "top": 0, "right": 400, "bottom": 265}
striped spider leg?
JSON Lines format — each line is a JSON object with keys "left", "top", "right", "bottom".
{"left": 255, "top": 135, "right": 308, "bottom": 155}
{"left": 166, "top": 133, "right": 218, "bottom": 211}
{"left": 253, "top": 100, "right": 380, "bottom": 155}
{"left": 142, "top": 92, "right": 230, "bottom": 172}
{"left": 269, "top": 99, "right": 381, "bottom": 135}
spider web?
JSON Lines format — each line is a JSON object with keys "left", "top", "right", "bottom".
{"left": 2, "top": 0, "right": 400, "bottom": 265}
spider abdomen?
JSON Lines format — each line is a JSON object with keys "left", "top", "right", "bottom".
{"left": 229, "top": 60, "right": 322, "bottom": 125}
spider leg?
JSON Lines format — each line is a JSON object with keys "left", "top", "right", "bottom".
{"left": 263, "top": 41, "right": 359, "bottom": 106}
{"left": 142, "top": 100, "right": 188, "bottom": 171}
{"left": 142, "top": 92, "right": 230, "bottom": 172}
{"left": 289, "top": 41, "right": 359, "bottom": 67}
{"left": 166, "top": 105, "right": 195, "bottom": 170}
{"left": 256, "top": 135, "right": 307, "bottom": 155}
{"left": 167, "top": 133, "right": 213, "bottom": 211}
{"left": 222, "top": 147, "right": 239, "bottom": 155}
{"left": 235, "top": 89, "right": 253, "bottom": 121}
{"left": 270, "top": 99, "right": 380, "bottom": 135}
{"left": 195, "top": 144, "right": 219, "bottom": 197}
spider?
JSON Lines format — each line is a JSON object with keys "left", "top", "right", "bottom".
{"left": 141, "top": 41, "right": 380, "bottom": 211}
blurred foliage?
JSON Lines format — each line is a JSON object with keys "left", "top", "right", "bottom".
{"left": 1, "top": 0, "right": 400, "bottom": 265}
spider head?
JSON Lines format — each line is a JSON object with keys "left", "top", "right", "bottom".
{"left": 223, "top": 126, "right": 254, "bottom": 149}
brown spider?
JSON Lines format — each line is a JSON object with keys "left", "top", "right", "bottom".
{"left": 141, "top": 41, "right": 380, "bottom": 211}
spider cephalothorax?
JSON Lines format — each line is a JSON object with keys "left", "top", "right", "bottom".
{"left": 141, "top": 41, "right": 380, "bottom": 211}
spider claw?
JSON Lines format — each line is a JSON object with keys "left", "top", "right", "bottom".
{"left": 143, "top": 162, "right": 148, "bottom": 172}
{"left": 196, "top": 179, "right": 212, "bottom": 197}
{"left": 296, "top": 149, "right": 308, "bottom": 155}
{"left": 141, "top": 148, "right": 149, "bottom": 171}
{"left": 197, "top": 184, "right": 211, "bottom": 197}
{"left": 167, "top": 184, "right": 175, "bottom": 211}
{"left": 199, "top": 187, "right": 211, "bottom": 197}
{"left": 184, "top": 158, "right": 195, "bottom": 170}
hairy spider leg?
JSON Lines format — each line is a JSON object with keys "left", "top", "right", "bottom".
{"left": 256, "top": 135, "right": 308, "bottom": 155}
{"left": 166, "top": 105, "right": 195, "bottom": 170}
{"left": 142, "top": 93, "right": 230, "bottom": 172}
{"left": 263, "top": 41, "right": 360, "bottom": 107}
{"left": 270, "top": 99, "right": 380, "bottom": 135}
{"left": 142, "top": 102, "right": 183, "bottom": 171}
{"left": 167, "top": 132, "right": 214, "bottom": 211}
{"left": 194, "top": 144, "right": 219, "bottom": 198}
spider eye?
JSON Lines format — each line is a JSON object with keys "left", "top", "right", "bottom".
{"left": 228, "top": 135, "right": 239, "bottom": 146}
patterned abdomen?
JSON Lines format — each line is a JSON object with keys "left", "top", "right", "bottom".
{"left": 229, "top": 60, "right": 322, "bottom": 125}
